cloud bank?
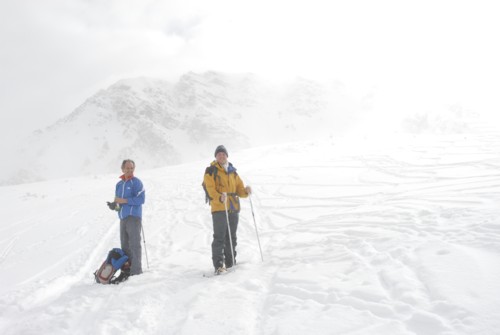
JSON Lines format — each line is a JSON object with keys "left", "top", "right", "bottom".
{"left": 1, "top": 0, "right": 499, "bottom": 155}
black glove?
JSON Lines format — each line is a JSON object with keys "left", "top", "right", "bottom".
{"left": 107, "top": 201, "right": 117, "bottom": 210}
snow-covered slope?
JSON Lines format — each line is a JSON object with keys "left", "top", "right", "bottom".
{"left": 5, "top": 72, "right": 358, "bottom": 186}
{"left": 1, "top": 121, "right": 499, "bottom": 334}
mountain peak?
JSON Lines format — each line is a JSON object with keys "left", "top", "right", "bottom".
{"left": 4, "top": 72, "right": 348, "bottom": 185}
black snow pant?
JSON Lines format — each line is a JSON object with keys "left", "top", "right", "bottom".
{"left": 211, "top": 211, "right": 238, "bottom": 269}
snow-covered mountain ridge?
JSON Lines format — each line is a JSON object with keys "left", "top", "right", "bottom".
{"left": 5, "top": 71, "right": 356, "bottom": 186}
{"left": 5, "top": 70, "right": 479, "bottom": 186}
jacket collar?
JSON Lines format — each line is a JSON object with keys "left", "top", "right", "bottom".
{"left": 212, "top": 161, "right": 236, "bottom": 173}
{"left": 119, "top": 174, "right": 134, "bottom": 181}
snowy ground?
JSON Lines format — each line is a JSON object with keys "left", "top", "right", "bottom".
{"left": 1, "top": 121, "right": 500, "bottom": 335}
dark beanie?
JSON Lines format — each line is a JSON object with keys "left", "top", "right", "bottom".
{"left": 214, "top": 145, "right": 228, "bottom": 157}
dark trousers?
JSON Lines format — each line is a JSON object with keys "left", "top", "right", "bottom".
{"left": 211, "top": 211, "right": 238, "bottom": 269}
{"left": 120, "top": 216, "right": 143, "bottom": 275}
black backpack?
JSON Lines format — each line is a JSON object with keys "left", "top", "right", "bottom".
{"left": 202, "top": 165, "right": 218, "bottom": 204}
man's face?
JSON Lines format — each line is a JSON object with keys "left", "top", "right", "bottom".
{"left": 122, "top": 162, "right": 135, "bottom": 177}
{"left": 215, "top": 152, "right": 228, "bottom": 165}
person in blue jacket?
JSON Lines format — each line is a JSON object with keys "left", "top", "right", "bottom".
{"left": 110, "top": 159, "right": 145, "bottom": 280}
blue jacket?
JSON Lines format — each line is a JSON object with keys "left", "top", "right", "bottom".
{"left": 115, "top": 176, "right": 145, "bottom": 220}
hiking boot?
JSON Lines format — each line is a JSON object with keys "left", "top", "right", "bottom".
{"left": 111, "top": 269, "right": 130, "bottom": 284}
{"left": 226, "top": 259, "right": 237, "bottom": 269}
{"left": 214, "top": 266, "right": 227, "bottom": 275}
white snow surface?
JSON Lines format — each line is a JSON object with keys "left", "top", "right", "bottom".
{"left": 1, "top": 122, "right": 500, "bottom": 335}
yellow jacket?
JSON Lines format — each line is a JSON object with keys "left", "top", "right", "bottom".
{"left": 203, "top": 161, "right": 249, "bottom": 213}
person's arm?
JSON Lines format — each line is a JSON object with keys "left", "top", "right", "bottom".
{"left": 235, "top": 175, "right": 251, "bottom": 198}
{"left": 116, "top": 180, "right": 145, "bottom": 205}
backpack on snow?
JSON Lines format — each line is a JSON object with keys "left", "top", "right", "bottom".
{"left": 94, "top": 248, "right": 130, "bottom": 284}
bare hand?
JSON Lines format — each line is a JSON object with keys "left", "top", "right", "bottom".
{"left": 220, "top": 192, "right": 227, "bottom": 203}
{"left": 245, "top": 186, "right": 252, "bottom": 195}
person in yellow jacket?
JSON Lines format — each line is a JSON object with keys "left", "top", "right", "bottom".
{"left": 203, "top": 145, "right": 252, "bottom": 274}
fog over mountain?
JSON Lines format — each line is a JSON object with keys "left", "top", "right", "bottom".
{"left": 5, "top": 71, "right": 364, "bottom": 185}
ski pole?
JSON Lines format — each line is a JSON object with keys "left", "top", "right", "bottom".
{"left": 223, "top": 193, "right": 236, "bottom": 267}
{"left": 249, "top": 195, "right": 264, "bottom": 262}
{"left": 141, "top": 224, "right": 150, "bottom": 269}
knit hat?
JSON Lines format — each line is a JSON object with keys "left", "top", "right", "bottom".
{"left": 214, "top": 145, "right": 228, "bottom": 157}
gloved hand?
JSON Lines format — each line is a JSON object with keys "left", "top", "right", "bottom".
{"left": 107, "top": 201, "right": 119, "bottom": 211}
{"left": 245, "top": 186, "right": 252, "bottom": 195}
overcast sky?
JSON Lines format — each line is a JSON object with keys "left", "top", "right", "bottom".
{"left": 1, "top": 0, "right": 499, "bottom": 153}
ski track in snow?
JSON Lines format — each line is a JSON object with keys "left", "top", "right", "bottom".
{"left": 1, "top": 123, "right": 500, "bottom": 334}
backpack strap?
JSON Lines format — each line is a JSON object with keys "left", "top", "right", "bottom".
{"left": 205, "top": 165, "right": 218, "bottom": 178}
{"left": 203, "top": 165, "right": 218, "bottom": 204}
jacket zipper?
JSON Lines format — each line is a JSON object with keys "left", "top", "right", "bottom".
{"left": 119, "top": 180, "right": 126, "bottom": 219}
